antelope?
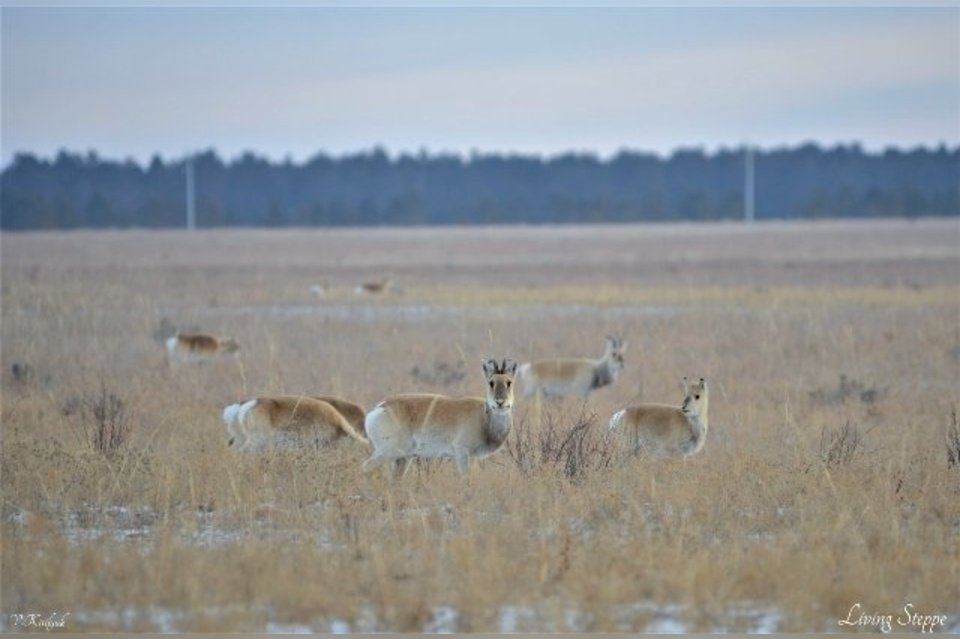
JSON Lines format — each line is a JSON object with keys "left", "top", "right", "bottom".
{"left": 608, "top": 377, "right": 709, "bottom": 458}
{"left": 362, "top": 358, "right": 518, "bottom": 479}
{"left": 165, "top": 333, "right": 240, "bottom": 366}
{"left": 355, "top": 276, "right": 391, "bottom": 295}
{"left": 222, "top": 394, "right": 368, "bottom": 451}
{"left": 518, "top": 336, "right": 626, "bottom": 398}
{"left": 309, "top": 283, "right": 330, "bottom": 298}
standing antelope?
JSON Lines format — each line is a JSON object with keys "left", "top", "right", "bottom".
{"left": 609, "top": 377, "right": 709, "bottom": 458}
{"left": 166, "top": 333, "right": 240, "bottom": 366}
{"left": 518, "top": 336, "right": 626, "bottom": 398}
{"left": 363, "top": 358, "right": 518, "bottom": 479}
{"left": 355, "top": 276, "right": 391, "bottom": 295}
{"left": 222, "top": 394, "right": 368, "bottom": 451}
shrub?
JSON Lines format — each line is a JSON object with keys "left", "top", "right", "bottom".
{"left": 506, "top": 407, "right": 615, "bottom": 480}
{"left": 67, "top": 380, "right": 131, "bottom": 457}
{"left": 946, "top": 409, "right": 960, "bottom": 469}
{"left": 818, "top": 420, "right": 862, "bottom": 467}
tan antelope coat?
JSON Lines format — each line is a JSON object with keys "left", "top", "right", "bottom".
{"left": 363, "top": 358, "right": 518, "bottom": 478}
{"left": 223, "top": 395, "right": 368, "bottom": 451}
{"left": 519, "top": 336, "right": 626, "bottom": 398}
{"left": 609, "top": 377, "right": 709, "bottom": 458}
{"left": 166, "top": 333, "right": 239, "bottom": 365}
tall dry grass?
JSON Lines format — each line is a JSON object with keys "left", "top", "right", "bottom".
{"left": 2, "top": 220, "right": 959, "bottom": 632}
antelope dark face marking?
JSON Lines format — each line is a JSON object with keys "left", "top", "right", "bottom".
{"left": 483, "top": 358, "right": 518, "bottom": 410}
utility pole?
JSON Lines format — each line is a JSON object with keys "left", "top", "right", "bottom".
{"left": 185, "top": 154, "right": 196, "bottom": 231}
{"left": 744, "top": 145, "right": 755, "bottom": 224}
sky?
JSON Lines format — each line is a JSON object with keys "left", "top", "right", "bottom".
{"left": 2, "top": 6, "right": 958, "bottom": 166}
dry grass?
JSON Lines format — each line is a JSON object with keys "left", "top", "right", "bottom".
{"left": 2, "top": 219, "right": 959, "bottom": 632}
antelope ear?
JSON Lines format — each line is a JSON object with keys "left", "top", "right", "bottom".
{"left": 503, "top": 358, "right": 519, "bottom": 375}
{"left": 681, "top": 377, "right": 689, "bottom": 394}
{"left": 482, "top": 358, "right": 498, "bottom": 377}
{"left": 618, "top": 339, "right": 628, "bottom": 352}
{"left": 698, "top": 378, "right": 707, "bottom": 390}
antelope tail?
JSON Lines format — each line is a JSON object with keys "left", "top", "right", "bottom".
{"left": 333, "top": 408, "right": 370, "bottom": 445}
{"left": 608, "top": 409, "right": 625, "bottom": 430}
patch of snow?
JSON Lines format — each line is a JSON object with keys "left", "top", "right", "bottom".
{"left": 265, "top": 621, "right": 313, "bottom": 633}
{"left": 423, "top": 606, "right": 459, "bottom": 633}
{"left": 329, "top": 619, "right": 351, "bottom": 634}
{"left": 564, "top": 608, "right": 593, "bottom": 631}
{"left": 498, "top": 605, "right": 537, "bottom": 633}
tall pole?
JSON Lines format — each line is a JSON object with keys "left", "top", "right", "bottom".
{"left": 185, "top": 155, "right": 196, "bottom": 231}
{"left": 744, "top": 145, "right": 755, "bottom": 224}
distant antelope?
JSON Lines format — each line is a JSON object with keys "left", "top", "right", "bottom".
{"left": 166, "top": 333, "right": 240, "bottom": 366}
{"left": 518, "top": 336, "right": 626, "bottom": 398}
{"left": 609, "top": 377, "right": 709, "bottom": 458}
{"left": 363, "top": 358, "right": 518, "bottom": 479}
{"left": 222, "top": 395, "right": 368, "bottom": 451}
{"left": 355, "top": 276, "right": 391, "bottom": 295}
{"left": 309, "top": 283, "right": 330, "bottom": 298}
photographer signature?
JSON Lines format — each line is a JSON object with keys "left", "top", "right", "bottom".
{"left": 8, "top": 612, "right": 70, "bottom": 631}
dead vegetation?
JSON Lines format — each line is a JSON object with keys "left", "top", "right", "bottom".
{"left": 818, "top": 420, "right": 864, "bottom": 468}
{"left": 506, "top": 407, "right": 616, "bottom": 480}
{"left": 809, "top": 374, "right": 885, "bottom": 405}
{"left": 947, "top": 409, "right": 960, "bottom": 469}
{"left": 64, "top": 381, "right": 131, "bottom": 458}
{"left": 2, "top": 220, "right": 958, "bottom": 632}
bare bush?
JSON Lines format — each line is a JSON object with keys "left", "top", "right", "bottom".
{"left": 810, "top": 374, "right": 884, "bottom": 405}
{"left": 66, "top": 380, "right": 131, "bottom": 457}
{"left": 409, "top": 360, "right": 466, "bottom": 387}
{"left": 818, "top": 420, "right": 862, "bottom": 467}
{"left": 947, "top": 409, "right": 960, "bottom": 469}
{"left": 506, "top": 408, "right": 616, "bottom": 480}
{"left": 10, "top": 361, "right": 34, "bottom": 384}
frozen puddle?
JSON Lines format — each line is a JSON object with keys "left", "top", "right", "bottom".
{"left": 168, "top": 302, "right": 687, "bottom": 322}
{"left": 60, "top": 602, "right": 960, "bottom": 633}
{"left": 3, "top": 504, "right": 341, "bottom": 552}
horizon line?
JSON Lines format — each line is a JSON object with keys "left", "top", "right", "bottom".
{"left": 5, "top": 140, "right": 959, "bottom": 170}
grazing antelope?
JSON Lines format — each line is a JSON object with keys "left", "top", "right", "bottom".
{"left": 355, "top": 276, "right": 391, "bottom": 295}
{"left": 363, "top": 358, "right": 518, "bottom": 478}
{"left": 222, "top": 395, "right": 368, "bottom": 451}
{"left": 165, "top": 333, "right": 240, "bottom": 366}
{"left": 609, "top": 377, "right": 709, "bottom": 458}
{"left": 309, "top": 283, "right": 330, "bottom": 298}
{"left": 518, "top": 336, "right": 626, "bottom": 398}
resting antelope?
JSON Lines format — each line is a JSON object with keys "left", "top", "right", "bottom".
{"left": 222, "top": 395, "right": 368, "bottom": 451}
{"left": 355, "top": 276, "right": 391, "bottom": 295}
{"left": 166, "top": 333, "right": 240, "bottom": 366}
{"left": 609, "top": 377, "right": 709, "bottom": 458}
{"left": 518, "top": 336, "right": 626, "bottom": 398}
{"left": 363, "top": 358, "right": 517, "bottom": 478}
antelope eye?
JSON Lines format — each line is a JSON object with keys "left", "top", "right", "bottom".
{"left": 506, "top": 380, "right": 512, "bottom": 388}
{"left": 695, "top": 395, "right": 700, "bottom": 400}
{"left": 489, "top": 381, "right": 495, "bottom": 389}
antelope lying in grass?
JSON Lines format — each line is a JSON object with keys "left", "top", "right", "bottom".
{"left": 166, "top": 333, "right": 240, "bottom": 366}
{"left": 355, "top": 276, "right": 391, "bottom": 295}
{"left": 222, "top": 395, "right": 368, "bottom": 451}
{"left": 609, "top": 377, "right": 709, "bottom": 458}
{"left": 518, "top": 336, "right": 626, "bottom": 398}
{"left": 363, "top": 358, "right": 517, "bottom": 478}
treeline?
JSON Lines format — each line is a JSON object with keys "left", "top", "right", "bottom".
{"left": 2, "top": 144, "right": 957, "bottom": 229}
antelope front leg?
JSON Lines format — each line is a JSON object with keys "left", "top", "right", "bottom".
{"left": 392, "top": 457, "right": 411, "bottom": 480}
{"left": 453, "top": 448, "right": 470, "bottom": 476}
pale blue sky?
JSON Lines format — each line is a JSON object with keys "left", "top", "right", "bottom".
{"left": 2, "top": 6, "right": 958, "bottom": 165}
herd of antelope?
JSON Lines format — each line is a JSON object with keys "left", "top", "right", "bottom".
{"left": 167, "top": 328, "right": 709, "bottom": 478}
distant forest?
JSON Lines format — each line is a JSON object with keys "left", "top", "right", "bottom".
{"left": 2, "top": 144, "right": 957, "bottom": 229}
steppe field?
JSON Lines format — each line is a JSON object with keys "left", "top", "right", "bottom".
{"left": 2, "top": 218, "right": 959, "bottom": 633}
